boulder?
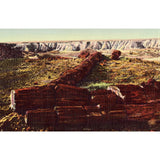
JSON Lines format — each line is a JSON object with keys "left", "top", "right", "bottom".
{"left": 111, "top": 50, "right": 121, "bottom": 60}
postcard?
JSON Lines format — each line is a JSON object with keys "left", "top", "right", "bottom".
{"left": 1, "top": 29, "right": 160, "bottom": 131}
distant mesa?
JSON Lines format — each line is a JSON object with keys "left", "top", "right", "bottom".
{"left": 0, "top": 38, "right": 160, "bottom": 59}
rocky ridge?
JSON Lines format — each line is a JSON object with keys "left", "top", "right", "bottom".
{"left": 1, "top": 38, "right": 160, "bottom": 59}
{"left": 2, "top": 38, "right": 160, "bottom": 53}
{"left": 14, "top": 39, "right": 160, "bottom": 52}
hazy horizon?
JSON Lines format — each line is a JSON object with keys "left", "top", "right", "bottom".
{"left": 0, "top": 29, "right": 160, "bottom": 42}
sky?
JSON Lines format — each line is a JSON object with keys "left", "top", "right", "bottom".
{"left": 0, "top": 29, "right": 160, "bottom": 42}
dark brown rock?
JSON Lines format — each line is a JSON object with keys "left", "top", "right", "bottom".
{"left": 0, "top": 43, "right": 23, "bottom": 60}
{"left": 111, "top": 50, "right": 121, "bottom": 60}
{"left": 78, "top": 50, "right": 90, "bottom": 59}
{"left": 10, "top": 85, "right": 56, "bottom": 114}
{"left": 108, "top": 110, "right": 127, "bottom": 120}
{"left": 55, "top": 106, "right": 87, "bottom": 128}
{"left": 55, "top": 84, "right": 91, "bottom": 106}
{"left": 78, "top": 49, "right": 95, "bottom": 59}
{"left": 116, "top": 85, "right": 147, "bottom": 104}
{"left": 25, "top": 109, "right": 57, "bottom": 128}
{"left": 90, "top": 89, "right": 124, "bottom": 111}
{"left": 142, "top": 79, "right": 160, "bottom": 101}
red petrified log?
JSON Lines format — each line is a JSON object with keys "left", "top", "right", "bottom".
{"left": 108, "top": 110, "right": 127, "bottom": 120}
{"left": 10, "top": 85, "right": 55, "bottom": 114}
{"left": 124, "top": 103, "right": 156, "bottom": 121}
{"left": 55, "top": 84, "right": 91, "bottom": 106}
{"left": 111, "top": 50, "right": 121, "bottom": 60}
{"left": 55, "top": 105, "right": 108, "bottom": 129}
{"left": 90, "top": 89, "right": 124, "bottom": 111}
{"left": 78, "top": 49, "right": 90, "bottom": 59}
{"left": 49, "top": 51, "right": 102, "bottom": 86}
{"left": 88, "top": 52, "right": 103, "bottom": 65}
{"left": 84, "top": 105, "right": 108, "bottom": 127}
{"left": 25, "top": 109, "right": 57, "bottom": 127}
{"left": 78, "top": 49, "right": 98, "bottom": 59}
{"left": 55, "top": 106, "right": 87, "bottom": 128}
{"left": 116, "top": 85, "right": 147, "bottom": 104}
{"left": 84, "top": 105, "right": 102, "bottom": 113}
{"left": 122, "top": 98, "right": 160, "bottom": 121}
{"left": 142, "top": 79, "right": 160, "bottom": 101}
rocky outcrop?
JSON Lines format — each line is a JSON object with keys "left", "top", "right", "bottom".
{"left": 0, "top": 43, "right": 23, "bottom": 60}
{"left": 111, "top": 50, "right": 121, "bottom": 60}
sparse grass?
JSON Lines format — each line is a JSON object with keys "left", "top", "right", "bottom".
{"left": 81, "top": 82, "right": 113, "bottom": 91}
{"left": 79, "top": 55, "right": 160, "bottom": 89}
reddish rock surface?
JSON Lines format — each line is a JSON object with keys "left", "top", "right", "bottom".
{"left": 111, "top": 50, "right": 121, "bottom": 60}
{"left": 78, "top": 49, "right": 95, "bottom": 59}
{"left": 116, "top": 85, "right": 147, "bottom": 104}
{"left": 108, "top": 110, "right": 127, "bottom": 120}
{"left": 90, "top": 89, "right": 124, "bottom": 111}
{"left": 22, "top": 82, "right": 160, "bottom": 129}
{"left": 25, "top": 109, "right": 57, "bottom": 127}
{"left": 12, "top": 85, "right": 56, "bottom": 114}
{"left": 55, "top": 105, "right": 108, "bottom": 129}
{"left": 55, "top": 84, "right": 91, "bottom": 106}
{"left": 122, "top": 102, "right": 160, "bottom": 121}
{"left": 142, "top": 79, "right": 160, "bottom": 101}
{"left": 78, "top": 50, "right": 90, "bottom": 59}
{"left": 55, "top": 106, "right": 87, "bottom": 129}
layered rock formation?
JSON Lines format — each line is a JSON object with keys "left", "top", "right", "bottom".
{"left": 1, "top": 38, "right": 160, "bottom": 59}
{"left": 0, "top": 39, "right": 160, "bottom": 59}
{"left": 13, "top": 39, "right": 160, "bottom": 52}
